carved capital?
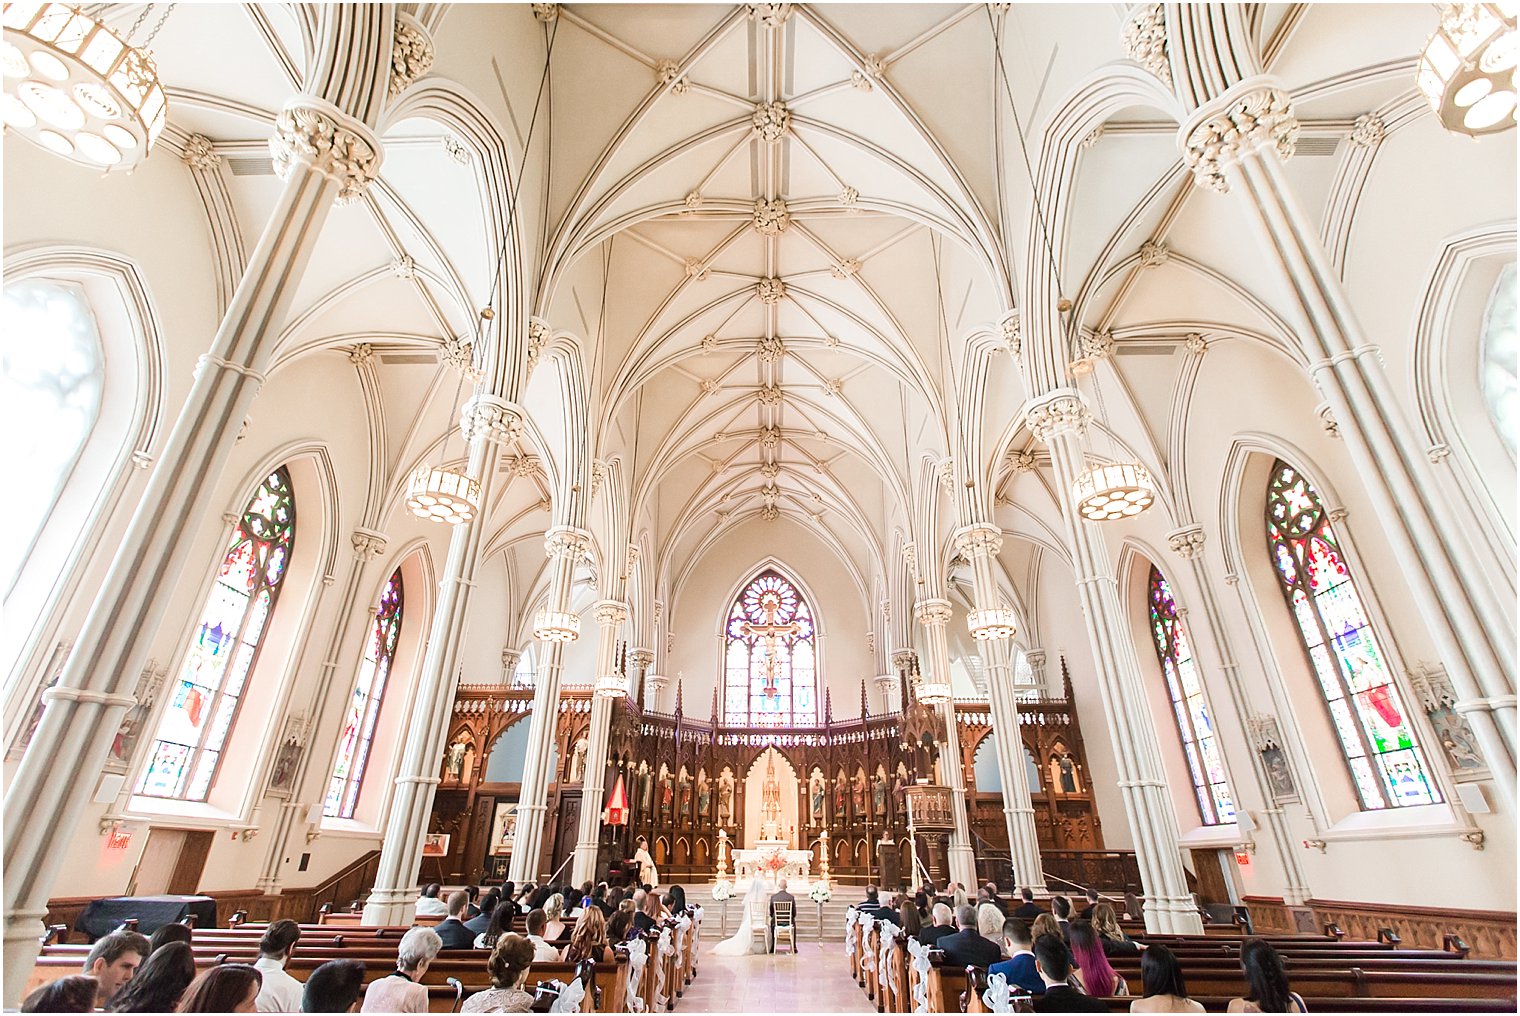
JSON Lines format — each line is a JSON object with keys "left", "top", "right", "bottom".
{"left": 999, "top": 311, "right": 1021, "bottom": 358}
{"left": 181, "top": 133, "right": 220, "bottom": 171}
{"left": 1182, "top": 81, "right": 1298, "bottom": 193}
{"left": 526, "top": 317, "right": 552, "bottom": 375}
{"left": 891, "top": 649, "right": 918, "bottom": 672}
{"left": 1121, "top": 3, "right": 1171, "bottom": 87}
{"left": 1024, "top": 389, "right": 1089, "bottom": 442}
{"left": 531, "top": 3, "right": 558, "bottom": 22}
{"left": 459, "top": 394, "right": 524, "bottom": 445}
{"left": 389, "top": 13, "right": 434, "bottom": 98}
{"left": 953, "top": 524, "right": 1003, "bottom": 560}
{"left": 1167, "top": 524, "right": 1207, "bottom": 560}
{"left": 1024, "top": 650, "right": 1046, "bottom": 671}
{"left": 544, "top": 525, "right": 593, "bottom": 562}
{"left": 269, "top": 99, "right": 382, "bottom": 205}
{"left": 914, "top": 598, "right": 954, "bottom": 628}
{"left": 629, "top": 648, "right": 654, "bottom": 670}
{"left": 350, "top": 527, "right": 388, "bottom": 561}
{"left": 752, "top": 100, "right": 792, "bottom": 142}
{"left": 593, "top": 600, "right": 631, "bottom": 628}
{"left": 753, "top": 197, "right": 790, "bottom": 235}
{"left": 500, "top": 648, "right": 521, "bottom": 673}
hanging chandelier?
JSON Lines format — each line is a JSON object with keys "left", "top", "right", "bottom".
{"left": 967, "top": 607, "right": 1018, "bottom": 641}
{"left": 916, "top": 673, "right": 952, "bottom": 706}
{"left": 534, "top": 609, "right": 580, "bottom": 642}
{"left": 594, "top": 672, "right": 628, "bottom": 699}
{"left": 1072, "top": 460, "right": 1156, "bottom": 521}
{"left": 2, "top": 3, "right": 169, "bottom": 168}
{"left": 1417, "top": 3, "right": 1518, "bottom": 136}
{"left": 404, "top": 464, "right": 479, "bottom": 524}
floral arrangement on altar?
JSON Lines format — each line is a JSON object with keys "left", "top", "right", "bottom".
{"left": 809, "top": 881, "right": 832, "bottom": 903}
{"left": 711, "top": 880, "right": 734, "bottom": 902}
{"left": 758, "top": 847, "right": 787, "bottom": 876}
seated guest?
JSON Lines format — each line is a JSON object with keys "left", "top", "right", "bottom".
{"left": 592, "top": 883, "right": 613, "bottom": 917}
{"left": 1123, "top": 891, "right": 1145, "bottom": 922}
{"left": 107, "top": 942, "right": 196, "bottom": 1013}
{"left": 935, "top": 904, "right": 1002, "bottom": 969}
{"left": 898, "top": 899, "right": 922, "bottom": 938}
{"left": 917, "top": 903, "right": 954, "bottom": 947}
{"left": 414, "top": 883, "right": 448, "bottom": 918}
{"left": 523, "top": 909, "right": 559, "bottom": 961}
{"left": 607, "top": 902, "right": 636, "bottom": 944}
{"left": 1130, "top": 944, "right": 1203, "bottom": 1013}
{"left": 475, "top": 902, "right": 516, "bottom": 950}
{"left": 1067, "top": 920, "right": 1126, "bottom": 997}
{"left": 1012, "top": 888, "right": 1045, "bottom": 921}
{"left": 1078, "top": 889, "right": 1100, "bottom": 920}
{"left": 462, "top": 934, "right": 536, "bottom": 1013}
{"left": 1091, "top": 902, "right": 1141, "bottom": 956}
{"left": 301, "top": 960, "right": 366, "bottom": 1013}
{"left": 514, "top": 883, "right": 536, "bottom": 914}
{"left": 859, "top": 885, "right": 898, "bottom": 924}
{"left": 252, "top": 918, "right": 305, "bottom": 1012}
{"left": 633, "top": 892, "right": 662, "bottom": 937}
{"left": 1050, "top": 896, "right": 1073, "bottom": 937}
{"left": 978, "top": 902, "right": 1005, "bottom": 940}
{"left": 1031, "top": 913, "right": 1064, "bottom": 944}
{"left": 464, "top": 885, "right": 482, "bottom": 920}
{"left": 1030, "top": 934, "right": 1107, "bottom": 1013}
{"left": 21, "top": 975, "right": 98, "bottom": 1013}
{"left": 989, "top": 918, "right": 1044, "bottom": 997}
{"left": 983, "top": 883, "right": 1009, "bottom": 915}
{"left": 913, "top": 891, "right": 931, "bottom": 923}
{"left": 149, "top": 923, "right": 193, "bottom": 954}
{"left": 466, "top": 889, "right": 501, "bottom": 941}
{"left": 1228, "top": 939, "right": 1305, "bottom": 1013}
{"left": 542, "top": 893, "right": 568, "bottom": 941}
{"left": 667, "top": 884, "right": 688, "bottom": 916}
{"left": 435, "top": 891, "right": 476, "bottom": 949}
{"left": 768, "top": 878, "right": 796, "bottom": 951}
{"left": 360, "top": 926, "right": 440, "bottom": 1013}
{"left": 177, "top": 964, "right": 263, "bottom": 1014}
{"left": 561, "top": 906, "right": 614, "bottom": 964}
{"left": 82, "top": 929, "right": 149, "bottom": 1007}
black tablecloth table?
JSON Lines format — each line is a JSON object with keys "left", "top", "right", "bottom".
{"left": 75, "top": 895, "right": 218, "bottom": 940}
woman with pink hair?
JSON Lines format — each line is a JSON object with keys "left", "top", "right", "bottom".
{"left": 1067, "top": 919, "right": 1128, "bottom": 996}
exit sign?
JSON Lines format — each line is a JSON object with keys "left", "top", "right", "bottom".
{"left": 106, "top": 829, "right": 133, "bottom": 850}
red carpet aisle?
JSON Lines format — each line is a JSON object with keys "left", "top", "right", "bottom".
{"left": 677, "top": 948, "right": 875, "bottom": 1013}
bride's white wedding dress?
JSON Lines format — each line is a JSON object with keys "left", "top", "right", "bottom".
{"left": 711, "top": 878, "right": 768, "bottom": 955}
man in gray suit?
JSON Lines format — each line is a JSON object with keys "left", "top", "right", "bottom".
{"left": 768, "top": 878, "right": 796, "bottom": 953}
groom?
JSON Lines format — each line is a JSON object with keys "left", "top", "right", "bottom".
{"left": 767, "top": 878, "right": 796, "bottom": 953}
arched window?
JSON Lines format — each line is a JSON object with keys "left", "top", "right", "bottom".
{"left": 138, "top": 468, "right": 296, "bottom": 801}
{"left": 325, "top": 568, "right": 404, "bottom": 817}
{"left": 723, "top": 569, "right": 817, "bottom": 726}
{"left": 2, "top": 280, "right": 104, "bottom": 592}
{"left": 1265, "top": 460, "right": 1439, "bottom": 809}
{"left": 1480, "top": 262, "right": 1517, "bottom": 455}
{"left": 1147, "top": 566, "right": 1236, "bottom": 825}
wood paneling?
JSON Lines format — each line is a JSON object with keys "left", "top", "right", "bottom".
{"left": 1243, "top": 895, "right": 1517, "bottom": 959}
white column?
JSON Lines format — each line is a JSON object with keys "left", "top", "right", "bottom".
{"left": 1180, "top": 77, "right": 1516, "bottom": 804}
{"left": 362, "top": 396, "right": 522, "bottom": 924}
{"left": 571, "top": 600, "right": 629, "bottom": 884}
{"left": 1167, "top": 525, "right": 1312, "bottom": 905}
{"left": 914, "top": 599, "right": 977, "bottom": 890}
{"left": 953, "top": 524, "right": 1045, "bottom": 893}
{"left": 1026, "top": 390, "right": 1202, "bottom": 934}
{"left": 509, "top": 527, "right": 592, "bottom": 883}
{"left": 1, "top": 101, "right": 382, "bottom": 998}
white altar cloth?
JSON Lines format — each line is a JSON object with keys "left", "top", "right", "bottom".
{"left": 731, "top": 840, "right": 813, "bottom": 882}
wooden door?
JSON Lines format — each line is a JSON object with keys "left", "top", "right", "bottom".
{"left": 548, "top": 792, "right": 581, "bottom": 880}
{"left": 168, "top": 831, "right": 214, "bottom": 894}
{"left": 1189, "top": 848, "right": 1232, "bottom": 905}
{"left": 129, "top": 829, "right": 185, "bottom": 894}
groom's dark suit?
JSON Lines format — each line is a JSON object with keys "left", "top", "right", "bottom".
{"left": 767, "top": 887, "right": 796, "bottom": 953}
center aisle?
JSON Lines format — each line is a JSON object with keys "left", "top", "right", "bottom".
{"left": 677, "top": 948, "right": 876, "bottom": 1013}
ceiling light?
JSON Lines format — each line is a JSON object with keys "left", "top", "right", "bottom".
{"left": 1417, "top": 3, "right": 1518, "bottom": 137}
{"left": 3, "top": 3, "right": 169, "bottom": 168}
{"left": 967, "top": 607, "right": 1018, "bottom": 641}
{"left": 917, "top": 674, "right": 952, "bottom": 706}
{"left": 594, "top": 673, "right": 628, "bottom": 699}
{"left": 1072, "top": 460, "right": 1157, "bottom": 521}
{"left": 534, "top": 609, "right": 581, "bottom": 643}
{"left": 404, "top": 465, "right": 479, "bottom": 525}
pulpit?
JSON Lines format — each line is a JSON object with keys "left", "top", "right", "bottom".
{"left": 904, "top": 784, "right": 954, "bottom": 885}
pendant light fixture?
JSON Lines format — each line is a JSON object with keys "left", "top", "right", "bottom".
{"left": 966, "top": 606, "right": 1018, "bottom": 641}
{"left": 405, "top": 313, "right": 485, "bottom": 525}
{"left": 1417, "top": 3, "right": 1518, "bottom": 137}
{"left": 3, "top": 3, "right": 172, "bottom": 168}
{"left": 1067, "top": 335, "right": 1156, "bottom": 522}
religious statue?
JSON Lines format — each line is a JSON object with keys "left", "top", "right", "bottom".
{"left": 717, "top": 768, "right": 735, "bottom": 824}
{"left": 638, "top": 762, "right": 653, "bottom": 811}
{"left": 268, "top": 735, "right": 303, "bottom": 794}
{"left": 1260, "top": 743, "right": 1296, "bottom": 798}
{"left": 852, "top": 768, "right": 867, "bottom": 814}
{"left": 568, "top": 737, "right": 588, "bottom": 783}
{"left": 834, "top": 769, "right": 846, "bottom": 814}
{"left": 760, "top": 752, "right": 783, "bottom": 841}
{"left": 444, "top": 737, "right": 468, "bottom": 779}
{"left": 679, "top": 767, "right": 693, "bottom": 817}
{"left": 1429, "top": 704, "right": 1485, "bottom": 773}
{"left": 1058, "top": 754, "right": 1079, "bottom": 793}
{"left": 872, "top": 770, "right": 887, "bottom": 815}
{"left": 809, "top": 769, "right": 826, "bottom": 824}
{"left": 697, "top": 769, "right": 711, "bottom": 817}
{"left": 659, "top": 765, "right": 673, "bottom": 816}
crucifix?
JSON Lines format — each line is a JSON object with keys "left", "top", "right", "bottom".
{"left": 741, "top": 588, "right": 799, "bottom": 696}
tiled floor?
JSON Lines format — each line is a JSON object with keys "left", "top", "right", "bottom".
{"left": 676, "top": 944, "right": 876, "bottom": 1013}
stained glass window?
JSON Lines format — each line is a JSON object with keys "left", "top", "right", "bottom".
{"left": 1265, "top": 460, "right": 1439, "bottom": 809}
{"left": 723, "top": 570, "right": 818, "bottom": 726}
{"left": 2, "top": 280, "right": 104, "bottom": 592}
{"left": 1480, "top": 263, "right": 1517, "bottom": 455}
{"left": 325, "top": 568, "right": 404, "bottom": 817}
{"left": 1147, "top": 566, "right": 1236, "bottom": 825}
{"left": 137, "top": 468, "right": 296, "bottom": 801}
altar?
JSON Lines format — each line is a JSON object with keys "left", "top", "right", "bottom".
{"left": 731, "top": 839, "right": 813, "bottom": 883}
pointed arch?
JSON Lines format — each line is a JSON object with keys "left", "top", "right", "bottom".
{"left": 721, "top": 566, "right": 820, "bottom": 727}
{"left": 325, "top": 566, "right": 405, "bottom": 818}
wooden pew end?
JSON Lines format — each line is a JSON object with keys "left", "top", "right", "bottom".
{"left": 1442, "top": 933, "right": 1471, "bottom": 958}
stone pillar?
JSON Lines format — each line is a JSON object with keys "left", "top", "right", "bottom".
{"left": 1025, "top": 389, "right": 1202, "bottom": 933}
{"left": 1167, "top": 524, "right": 1312, "bottom": 905}
{"left": 2, "top": 99, "right": 383, "bottom": 996}
{"left": 362, "top": 395, "right": 522, "bottom": 924}
{"left": 1175, "top": 69, "right": 1515, "bottom": 793}
{"left": 953, "top": 524, "right": 1045, "bottom": 893}
{"left": 508, "top": 526, "right": 592, "bottom": 883}
{"left": 914, "top": 599, "right": 977, "bottom": 890}
{"left": 571, "top": 600, "right": 629, "bottom": 884}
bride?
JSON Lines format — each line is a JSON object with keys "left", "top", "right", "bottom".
{"left": 711, "top": 876, "right": 770, "bottom": 955}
